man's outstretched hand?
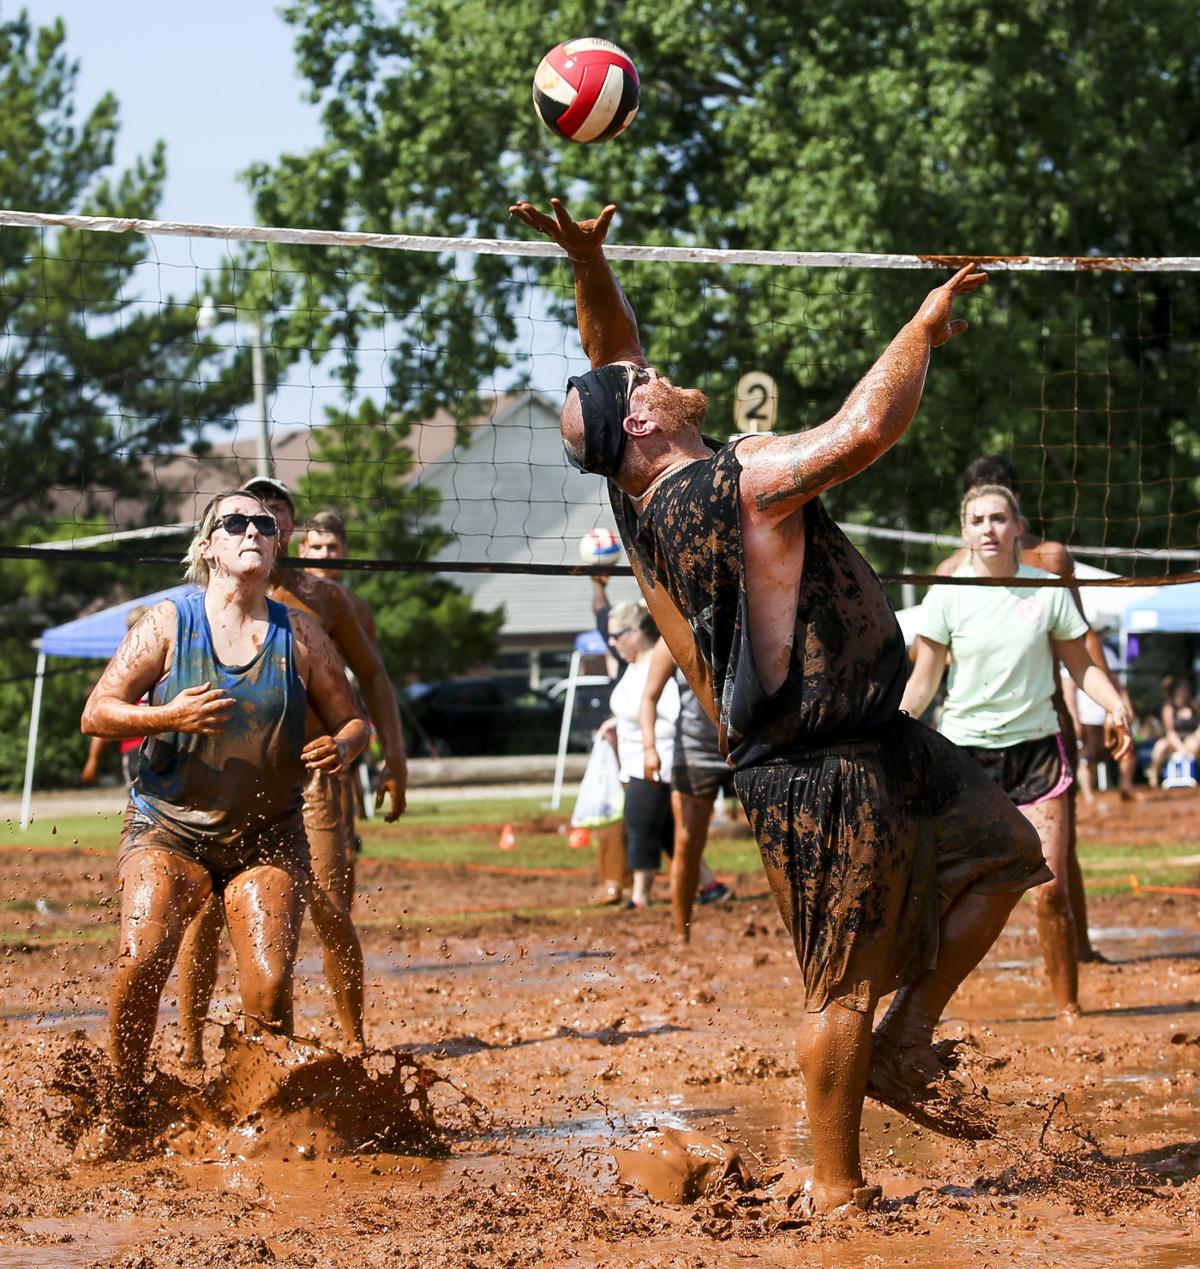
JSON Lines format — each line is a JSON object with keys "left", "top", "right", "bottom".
{"left": 509, "top": 197, "right": 617, "bottom": 264}
{"left": 916, "top": 262, "right": 988, "bottom": 348}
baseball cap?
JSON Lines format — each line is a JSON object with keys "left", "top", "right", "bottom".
{"left": 239, "top": 476, "right": 294, "bottom": 511}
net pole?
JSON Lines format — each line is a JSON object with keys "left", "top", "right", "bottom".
{"left": 549, "top": 648, "right": 583, "bottom": 810}
{"left": 19, "top": 649, "right": 47, "bottom": 831}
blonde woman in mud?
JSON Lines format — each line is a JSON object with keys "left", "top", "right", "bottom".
{"left": 81, "top": 492, "right": 367, "bottom": 1140}
{"left": 902, "top": 484, "right": 1133, "bottom": 1021}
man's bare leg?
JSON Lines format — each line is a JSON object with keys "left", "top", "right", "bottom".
{"left": 305, "top": 884, "right": 366, "bottom": 1050}
{"left": 874, "top": 889, "right": 1018, "bottom": 1050}
{"left": 669, "top": 790, "right": 714, "bottom": 941}
{"left": 306, "top": 773, "right": 366, "bottom": 1048}
{"left": 177, "top": 895, "right": 223, "bottom": 1067}
{"left": 223, "top": 864, "right": 306, "bottom": 1036}
{"left": 1022, "top": 795, "right": 1080, "bottom": 1019}
{"left": 111, "top": 850, "right": 212, "bottom": 1108}
{"left": 796, "top": 1002, "right": 876, "bottom": 1211}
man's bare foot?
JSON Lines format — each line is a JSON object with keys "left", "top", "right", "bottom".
{"left": 779, "top": 1170, "right": 883, "bottom": 1216}
{"left": 1078, "top": 946, "right": 1112, "bottom": 965}
{"left": 866, "top": 1034, "right": 997, "bottom": 1140}
{"left": 1058, "top": 1003, "right": 1083, "bottom": 1025}
{"left": 179, "top": 1047, "right": 205, "bottom": 1070}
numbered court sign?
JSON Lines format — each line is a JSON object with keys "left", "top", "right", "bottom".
{"left": 734, "top": 371, "right": 778, "bottom": 433}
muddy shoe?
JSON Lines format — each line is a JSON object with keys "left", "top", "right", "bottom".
{"left": 866, "top": 1037, "right": 997, "bottom": 1140}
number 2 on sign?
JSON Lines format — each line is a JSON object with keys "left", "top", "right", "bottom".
{"left": 734, "top": 371, "right": 778, "bottom": 433}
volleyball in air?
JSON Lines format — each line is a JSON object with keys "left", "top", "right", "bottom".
{"left": 533, "top": 39, "right": 640, "bottom": 144}
{"left": 579, "top": 528, "right": 622, "bottom": 565}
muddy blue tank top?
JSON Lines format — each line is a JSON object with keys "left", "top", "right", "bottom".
{"left": 132, "top": 592, "right": 308, "bottom": 842}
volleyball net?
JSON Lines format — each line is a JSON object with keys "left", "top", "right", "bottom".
{"left": 3, "top": 207, "right": 1200, "bottom": 592}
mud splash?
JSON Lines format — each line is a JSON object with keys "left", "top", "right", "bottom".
{"left": 613, "top": 1128, "right": 751, "bottom": 1204}
{"left": 49, "top": 1026, "right": 464, "bottom": 1162}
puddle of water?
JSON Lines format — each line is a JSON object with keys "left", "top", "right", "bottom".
{"left": 0, "top": 1218, "right": 175, "bottom": 1268}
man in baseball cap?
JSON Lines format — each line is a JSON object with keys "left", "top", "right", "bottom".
{"left": 239, "top": 476, "right": 295, "bottom": 511}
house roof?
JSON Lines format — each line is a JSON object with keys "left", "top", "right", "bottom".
{"left": 414, "top": 392, "right": 641, "bottom": 640}
{"left": 36, "top": 390, "right": 636, "bottom": 644}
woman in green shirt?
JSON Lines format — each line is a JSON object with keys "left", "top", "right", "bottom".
{"left": 901, "top": 484, "right": 1132, "bottom": 1021}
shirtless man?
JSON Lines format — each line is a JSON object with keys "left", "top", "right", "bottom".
{"left": 177, "top": 477, "right": 408, "bottom": 1063}
{"left": 937, "top": 456, "right": 1123, "bottom": 962}
{"left": 299, "top": 510, "right": 378, "bottom": 847}
{"left": 511, "top": 197, "right": 1049, "bottom": 1213}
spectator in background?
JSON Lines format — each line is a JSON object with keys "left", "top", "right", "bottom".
{"left": 601, "top": 601, "right": 679, "bottom": 909}
{"left": 640, "top": 637, "right": 732, "bottom": 940}
{"left": 80, "top": 607, "right": 149, "bottom": 790}
{"left": 1148, "top": 677, "right": 1200, "bottom": 787}
{"left": 1061, "top": 636, "right": 1136, "bottom": 800}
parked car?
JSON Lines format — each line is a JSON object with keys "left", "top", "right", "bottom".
{"left": 400, "top": 677, "right": 568, "bottom": 757}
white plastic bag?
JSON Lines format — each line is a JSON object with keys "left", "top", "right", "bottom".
{"left": 571, "top": 737, "right": 624, "bottom": 828}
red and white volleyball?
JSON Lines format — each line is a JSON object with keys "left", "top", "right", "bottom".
{"left": 579, "top": 528, "right": 622, "bottom": 564}
{"left": 533, "top": 39, "right": 640, "bottom": 144}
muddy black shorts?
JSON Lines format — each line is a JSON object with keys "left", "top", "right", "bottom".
{"left": 963, "top": 734, "right": 1073, "bottom": 808}
{"left": 733, "top": 716, "right": 1050, "bottom": 1015}
{"left": 671, "top": 750, "right": 735, "bottom": 802}
{"left": 117, "top": 802, "right": 311, "bottom": 892}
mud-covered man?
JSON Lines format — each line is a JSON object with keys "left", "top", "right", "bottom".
{"left": 510, "top": 197, "right": 1051, "bottom": 1214}
{"left": 177, "top": 478, "right": 408, "bottom": 1063}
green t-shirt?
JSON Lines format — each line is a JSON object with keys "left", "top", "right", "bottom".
{"left": 916, "top": 564, "right": 1089, "bottom": 749}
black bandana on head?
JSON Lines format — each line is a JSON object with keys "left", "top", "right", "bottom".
{"left": 565, "top": 364, "right": 636, "bottom": 476}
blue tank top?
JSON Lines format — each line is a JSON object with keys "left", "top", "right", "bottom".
{"left": 132, "top": 592, "right": 308, "bottom": 842}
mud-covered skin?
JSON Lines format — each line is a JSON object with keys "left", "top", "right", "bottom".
{"left": 615, "top": 442, "right": 1049, "bottom": 1013}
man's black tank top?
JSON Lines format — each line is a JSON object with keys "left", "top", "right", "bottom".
{"left": 612, "top": 440, "right": 907, "bottom": 768}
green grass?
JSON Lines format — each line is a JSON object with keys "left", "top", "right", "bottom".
{"left": 2, "top": 799, "right": 1195, "bottom": 888}
{"left": 0, "top": 813, "right": 122, "bottom": 853}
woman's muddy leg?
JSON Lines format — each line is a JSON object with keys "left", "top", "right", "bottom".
{"left": 111, "top": 850, "right": 212, "bottom": 1105}
{"left": 223, "top": 865, "right": 306, "bottom": 1037}
{"left": 176, "top": 894, "right": 224, "bottom": 1067}
{"left": 670, "top": 790, "right": 714, "bottom": 941}
{"left": 796, "top": 1002, "right": 875, "bottom": 1211}
{"left": 1022, "top": 795, "right": 1079, "bottom": 1018}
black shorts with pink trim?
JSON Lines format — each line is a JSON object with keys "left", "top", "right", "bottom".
{"left": 963, "top": 734, "right": 1073, "bottom": 808}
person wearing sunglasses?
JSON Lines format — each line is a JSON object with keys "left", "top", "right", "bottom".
{"left": 511, "top": 196, "right": 1049, "bottom": 1215}
{"left": 175, "top": 477, "right": 409, "bottom": 1071}
{"left": 81, "top": 491, "right": 368, "bottom": 1146}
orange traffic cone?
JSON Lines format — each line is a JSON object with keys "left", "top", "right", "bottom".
{"left": 498, "top": 823, "right": 517, "bottom": 851}
{"left": 568, "top": 826, "right": 592, "bottom": 850}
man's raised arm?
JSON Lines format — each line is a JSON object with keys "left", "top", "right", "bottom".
{"left": 738, "top": 263, "right": 988, "bottom": 526}
{"left": 509, "top": 198, "right": 643, "bottom": 369}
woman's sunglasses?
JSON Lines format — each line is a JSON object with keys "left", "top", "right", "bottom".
{"left": 213, "top": 513, "right": 277, "bottom": 538}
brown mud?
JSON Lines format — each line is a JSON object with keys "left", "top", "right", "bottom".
{"left": 0, "top": 788, "right": 1197, "bottom": 1265}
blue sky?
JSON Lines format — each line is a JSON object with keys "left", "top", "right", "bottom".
{"left": 15, "top": 2, "right": 580, "bottom": 438}
{"left": 19, "top": 1, "right": 322, "bottom": 224}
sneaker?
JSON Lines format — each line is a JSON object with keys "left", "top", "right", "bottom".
{"left": 698, "top": 881, "right": 732, "bottom": 906}
{"left": 624, "top": 898, "right": 648, "bottom": 911}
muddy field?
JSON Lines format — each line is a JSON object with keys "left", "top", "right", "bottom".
{"left": 0, "top": 788, "right": 1197, "bottom": 1267}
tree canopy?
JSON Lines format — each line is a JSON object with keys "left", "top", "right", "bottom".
{"left": 0, "top": 13, "right": 258, "bottom": 627}
{"left": 250, "top": 0, "right": 1200, "bottom": 574}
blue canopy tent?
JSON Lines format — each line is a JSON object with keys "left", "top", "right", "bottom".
{"left": 547, "top": 629, "right": 611, "bottom": 809}
{"left": 1117, "top": 581, "right": 1200, "bottom": 701}
{"left": 19, "top": 584, "right": 198, "bottom": 829}
{"left": 1119, "top": 581, "right": 1200, "bottom": 636}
